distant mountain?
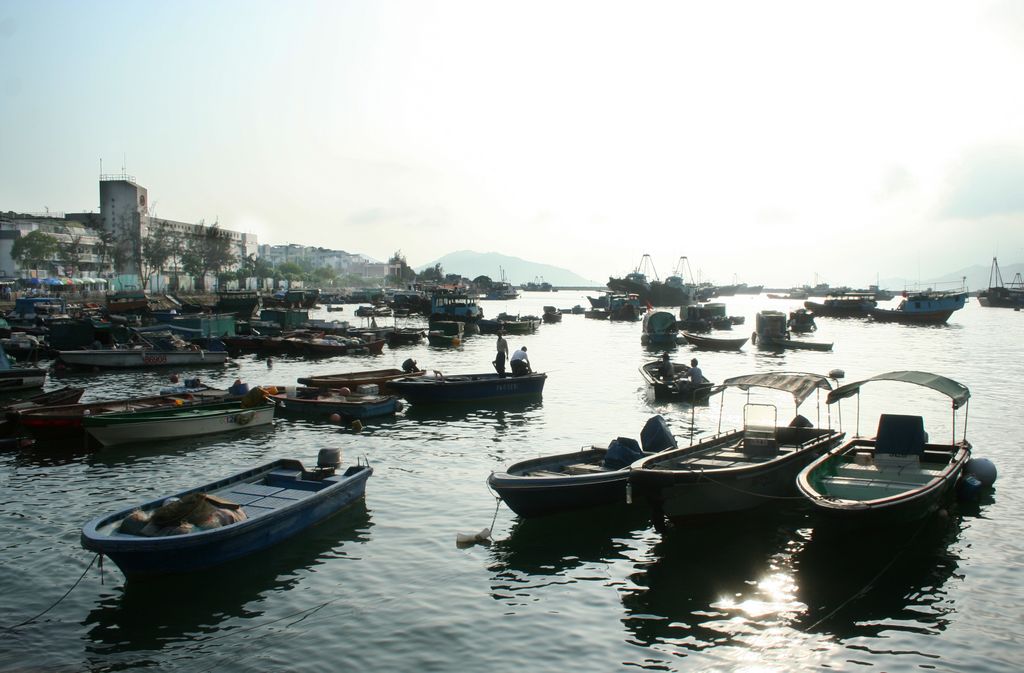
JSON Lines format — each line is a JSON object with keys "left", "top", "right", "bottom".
{"left": 879, "top": 259, "right": 1024, "bottom": 293}
{"left": 415, "top": 250, "right": 599, "bottom": 287}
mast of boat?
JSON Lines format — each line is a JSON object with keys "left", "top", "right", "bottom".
{"left": 989, "top": 257, "right": 1004, "bottom": 288}
{"left": 636, "top": 253, "right": 659, "bottom": 281}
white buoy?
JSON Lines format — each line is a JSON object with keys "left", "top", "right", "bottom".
{"left": 455, "top": 527, "right": 492, "bottom": 547}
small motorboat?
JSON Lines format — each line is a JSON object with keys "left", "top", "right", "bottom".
{"left": 388, "top": 372, "right": 547, "bottom": 404}
{"left": 83, "top": 399, "right": 275, "bottom": 447}
{"left": 680, "top": 331, "right": 748, "bottom": 351}
{"left": 297, "top": 367, "right": 426, "bottom": 391}
{"left": 488, "top": 415, "right": 677, "bottom": 518}
{"left": 80, "top": 450, "right": 372, "bottom": 576}
{"left": 752, "top": 311, "right": 833, "bottom": 351}
{"left": 630, "top": 372, "right": 846, "bottom": 526}
{"left": 12, "top": 387, "right": 232, "bottom": 440}
{"left": 270, "top": 387, "right": 401, "bottom": 421}
{"left": 797, "top": 371, "right": 973, "bottom": 526}
{"left": 639, "top": 359, "right": 713, "bottom": 402}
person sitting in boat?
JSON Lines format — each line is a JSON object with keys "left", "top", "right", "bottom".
{"left": 402, "top": 358, "right": 421, "bottom": 373}
{"left": 658, "top": 353, "right": 675, "bottom": 382}
{"left": 687, "top": 358, "right": 706, "bottom": 384}
{"left": 510, "top": 346, "right": 532, "bottom": 376}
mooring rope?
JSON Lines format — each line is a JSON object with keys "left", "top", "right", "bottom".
{"left": 801, "top": 518, "right": 929, "bottom": 633}
{"left": 1, "top": 554, "right": 99, "bottom": 631}
{"left": 673, "top": 465, "right": 808, "bottom": 501}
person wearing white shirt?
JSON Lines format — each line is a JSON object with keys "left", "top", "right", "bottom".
{"left": 510, "top": 346, "right": 531, "bottom": 376}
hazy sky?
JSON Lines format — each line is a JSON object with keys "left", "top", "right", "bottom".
{"left": 2, "top": 1, "right": 1023, "bottom": 286}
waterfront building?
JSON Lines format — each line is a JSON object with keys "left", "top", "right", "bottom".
{"left": 1, "top": 174, "right": 258, "bottom": 290}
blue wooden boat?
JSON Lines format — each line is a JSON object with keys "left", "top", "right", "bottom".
{"left": 81, "top": 453, "right": 373, "bottom": 576}
{"left": 388, "top": 372, "right": 546, "bottom": 404}
{"left": 796, "top": 371, "right": 972, "bottom": 526}
{"left": 868, "top": 290, "right": 967, "bottom": 324}
{"left": 488, "top": 415, "right": 677, "bottom": 518}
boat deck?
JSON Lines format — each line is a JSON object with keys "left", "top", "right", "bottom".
{"left": 213, "top": 468, "right": 330, "bottom": 518}
{"left": 660, "top": 444, "right": 796, "bottom": 470}
{"left": 819, "top": 457, "right": 947, "bottom": 500}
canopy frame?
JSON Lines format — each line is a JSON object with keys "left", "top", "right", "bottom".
{"left": 825, "top": 370, "right": 970, "bottom": 445}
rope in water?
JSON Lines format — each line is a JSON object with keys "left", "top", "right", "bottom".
{"left": 1, "top": 554, "right": 99, "bottom": 631}
{"left": 800, "top": 518, "right": 928, "bottom": 633}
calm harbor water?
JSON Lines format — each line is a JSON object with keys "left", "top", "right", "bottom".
{"left": 1, "top": 293, "right": 1020, "bottom": 672}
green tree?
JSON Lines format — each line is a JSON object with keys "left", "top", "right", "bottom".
{"left": 312, "top": 266, "right": 338, "bottom": 287}
{"left": 181, "top": 223, "right": 236, "bottom": 291}
{"left": 418, "top": 263, "right": 444, "bottom": 282}
{"left": 276, "top": 261, "right": 304, "bottom": 280}
{"left": 387, "top": 250, "right": 415, "bottom": 285}
{"left": 166, "top": 232, "right": 186, "bottom": 291}
{"left": 473, "top": 275, "right": 493, "bottom": 290}
{"left": 11, "top": 230, "right": 60, "bottom": 275}
{"left": 140, "top": 221, "right": 173, "bottom": 290}
{"left": 57, "top": 226, "right": 85, "bottom": 277}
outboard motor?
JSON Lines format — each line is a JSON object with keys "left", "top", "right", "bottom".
{"left": 317, "top": 448, "right": 343, "bottom": 474}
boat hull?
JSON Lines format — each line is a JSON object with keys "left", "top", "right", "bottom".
{"left": 630, "top": 427, "right": 844, "bottom": 522}
{"left": 271, "top": 393, "right": 399, "bottom": 420}
{"left": 297, "top": 368, "right": 425, "bottom": 390}
{"left": 0, "top": 368, "right": 47, "bottom": 391}
{"left": 84, "top": 402, "right": 275, "bottom": 447}
{"left": 80, "top": 459, "right": 372, "bottom": 576}
{"left": 57, "top": 349, "right": 229, "bottom": 368}
{"left": 796, "top": 439, "right": 971, "bottom": 527}
{"left": 388, "top": 372, "right": 546, "bottom": 404}
{"left": 680, "top": 332, "right": 748, "bottom": 351}
{"left": 488, "top": 448, "right": 635, "bottom": 517}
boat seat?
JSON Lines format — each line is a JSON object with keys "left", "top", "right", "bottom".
{"left": 564, "top": 463, "right": 609, "bottom": 475}
{"left": 742, "top": 425, "right": 778, "bottom": 457}
{"left": 875, "top": 414, "right": 926, "bottom": 456}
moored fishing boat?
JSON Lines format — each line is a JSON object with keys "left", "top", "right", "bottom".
{"left": 868, "top": 290, "right": 967, "bottom": 324}
{"left": 12, "top": 387, "right": 232, "bottom": 439}
{"left": 639, "top": 358, "right": 713, "bottom": 401}
{"left": 297, "top": 367, "right": 426, "bottom": 390}
{"left": 640, "top": 310, "right": 680, "bottom": 346}
{"left": 680, "top": 331, "right": 748, "bottom": 351}
{"left": 215, "top": 290, "right": 261, "bottom": 318}
{"left": 0, "top": 342, "right": 47, "bottom": 391}
{"left": 629, "top": 372, "right": 846, "bottom": 526}
{"left": 487, "top": 415, "right": 677, "bottom": 518}
{"left": 80, "top": 450, "right": 373, "bottom": 576}
{"left": 977, "top": 258, "right": 1024, "bottom": 308}
{"left": 388, "top": 372, "right": 547, "bottom": 404}
{"left": 796, "top": 371, "right": 973, "bottom": 526}
{"left": 427, "top": 321, "right": 464, "bottom": 347}
{"left": 83, "top": 399, "right": 275, "bottom": 447}
{"left": 752, "top": 311, "right": 833, "bottom": 351}
{"left": 541, "top": 306, "right": 562, "bottom": 323}
{"left": 0, "top": 386, "right": 86, "bottom": 436}
{"left": 270, "top": 387, "right": 401, "bottom": 420}
{"left": 56, "top": 347, "right": 229, "bottom": 369}
{"left": 803, "top": 292, "right": 876, "bottom": 317}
